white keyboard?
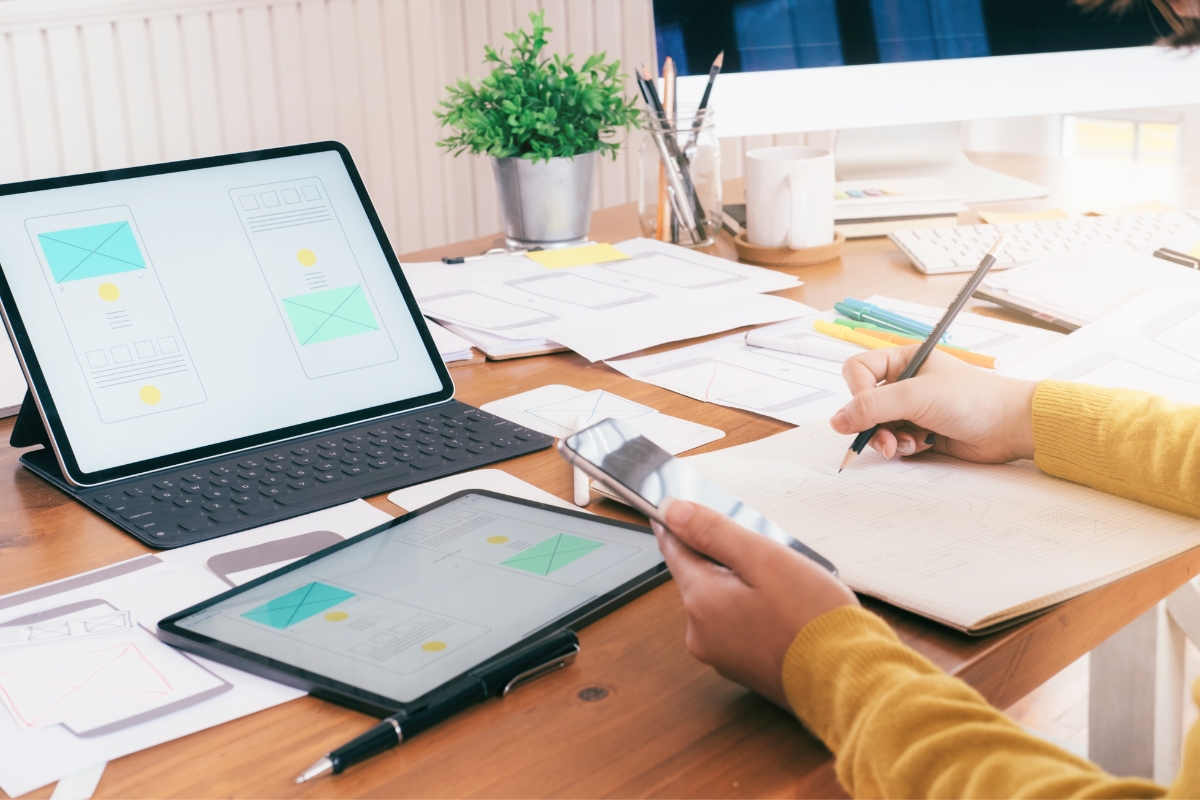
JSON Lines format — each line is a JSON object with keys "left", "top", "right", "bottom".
{"left": 890, "top": 211, "right": 1200, "bottom": 274}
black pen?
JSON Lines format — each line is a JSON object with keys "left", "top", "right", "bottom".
{"left": 686, "top": 51, "right": 723, "bottom": 150}
{"left": 295, "top": 629, "right": 579, "bottom": 783}
{"left": 441, "top": 246, "right": 543, "bottom": 265}
{"left": 839, "top": 236, "right": 1008, "bottom": 472}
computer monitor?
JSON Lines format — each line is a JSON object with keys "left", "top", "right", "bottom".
{"left": 655, "top": 0, "right": 1200, "bottom": 202}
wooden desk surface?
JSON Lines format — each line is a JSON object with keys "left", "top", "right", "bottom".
{"left": 4, "top": 153, "right": 1200, "bottom": 799}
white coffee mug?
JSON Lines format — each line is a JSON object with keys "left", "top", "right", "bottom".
{"left": 745, "top": 146, "right": 835, "bottom": 250}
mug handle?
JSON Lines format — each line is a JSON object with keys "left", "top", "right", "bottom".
{"left": 786, "top": 173, "right": 806, "bottom": 250}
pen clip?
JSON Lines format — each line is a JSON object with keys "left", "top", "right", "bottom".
{"left": 502, "top": 642, "right": 580, "bottom": 697}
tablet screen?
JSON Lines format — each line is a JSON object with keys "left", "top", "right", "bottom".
{"left": 0, "top": 146, "right": 448, "bottom": 481}
{"left": 170, "top": 493, "right": 664, "bottom": 703}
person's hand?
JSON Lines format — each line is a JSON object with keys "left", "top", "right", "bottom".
{"left": 653, "top": 498, "right": 858, "bottom": 708}
{"left": 830, "top": 345, "right": 1038, "bottom": 464}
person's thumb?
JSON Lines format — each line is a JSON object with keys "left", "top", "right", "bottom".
{"left": 830, "top": 380, "right": 926, "bottom": 435}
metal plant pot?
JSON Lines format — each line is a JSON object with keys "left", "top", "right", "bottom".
{"left": 492, "top": 151, "right": 597, "bottom": 248}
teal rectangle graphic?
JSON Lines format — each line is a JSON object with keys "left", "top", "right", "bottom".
{"left": 242, "top": 582, "right": 355, "bottom": 629}
{"left": 502, "top": 533, "right": 603, "bottom": 575}
{"left": 38, "top": 221, "right": 147, "bottom": 283}
{"left": 282, "top": 284, "right": 380, "bottom": 345}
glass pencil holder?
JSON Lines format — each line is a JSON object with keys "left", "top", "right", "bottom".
{"left": 637, "top": 107, "right": 721, "bottom": 248}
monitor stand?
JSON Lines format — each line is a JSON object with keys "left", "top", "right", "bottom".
{"left": 833, "top": 122, "right": 1050, "bottom": 205}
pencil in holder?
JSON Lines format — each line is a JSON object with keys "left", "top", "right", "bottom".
{"left": 637, "top": 108, "right": 722, "bottom": 248}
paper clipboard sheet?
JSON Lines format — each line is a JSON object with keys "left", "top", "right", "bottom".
{"left": 684, "top": 425, "right": 1200, "bottom": 633}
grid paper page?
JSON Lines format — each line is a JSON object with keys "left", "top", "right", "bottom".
{"left": 685, "top": 425, "right": 1200, "bottom": 631}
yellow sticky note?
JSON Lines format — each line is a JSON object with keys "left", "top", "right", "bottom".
{"left": 977, "top": 208, "right": 1069, "bottom": 224}
{"left": 1085, "top": 200, "right": 1180, "bottom": 217}
{"left": 526, "top": 243, "right": 630, "bottom": 269}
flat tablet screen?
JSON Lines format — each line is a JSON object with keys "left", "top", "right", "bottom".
{"left": 163, "top": 492, "right": 665, "bottom": 705}
{"left": 0, "top": 143, "right": 451, "bottom": 484}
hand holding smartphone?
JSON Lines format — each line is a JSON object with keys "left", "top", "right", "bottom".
{"left": 557, "top": 418, "right": 836, "bottom": 574}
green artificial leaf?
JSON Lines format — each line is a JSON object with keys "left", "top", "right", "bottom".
{"left": 434, "top": 9, "right": 640, "bottom": 162}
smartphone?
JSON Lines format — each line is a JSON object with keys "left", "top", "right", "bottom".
{"left": 558, "top": 417, "right": 836, "bottom": 574}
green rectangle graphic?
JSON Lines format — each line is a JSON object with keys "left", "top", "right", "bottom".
{"left": 502, "top": 534, "right": 603, "bottom": 575}
{"left": 38, "top": 221, "right": 147, "bottom": 283}
{"left": 282, "top": 285, "right": 379, "bottom": 345}
{"left": 242, "top": 582, "right": 355, "bottom": 629}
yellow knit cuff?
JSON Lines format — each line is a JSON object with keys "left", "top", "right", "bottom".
{"left": 782, "top": 605, "right": 933, "bottom": 750}
{"left": 1032, "top": 380, "right": 1122, "bottom": 486}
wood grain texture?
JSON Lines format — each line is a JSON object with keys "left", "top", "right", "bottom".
{"left": 5, "top": 155, "right": 1200, "bottom": 798}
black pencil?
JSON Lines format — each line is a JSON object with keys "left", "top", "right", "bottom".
{"left": 839, "top": 236, "right": 1009, "bottom": 472}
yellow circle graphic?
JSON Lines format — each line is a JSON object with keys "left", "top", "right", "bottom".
{"left": 297, "top": 248, "right": 317, "bottom": 267}
{"left": 324, "top": 611, "right": 349, "bottom": 622}
{"left": 486, "top": 535, "right": 509, "bottom": 544}
{"left": 139, "top": 385, "right": 162, "bottom": 405}
{"left": 97, "top": 283, "right": 120, "bottom": 302}
{"left": 421, "top": 641, "right": 448, "bottom": 652}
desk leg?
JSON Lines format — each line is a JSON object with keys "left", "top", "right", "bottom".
{"left": 1089, "top": 591, "right": 1189, "bottom": 783}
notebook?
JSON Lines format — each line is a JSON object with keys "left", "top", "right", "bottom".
{"left": 685, "top": 425, "right": 1200, "bottom": 634}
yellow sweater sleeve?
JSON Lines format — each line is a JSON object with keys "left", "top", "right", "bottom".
{"left": 1032, "top": 380, "right": 1200, "bottom": 518}
{"left": 778, "top": 381, "right": 1200, "bottom": 798}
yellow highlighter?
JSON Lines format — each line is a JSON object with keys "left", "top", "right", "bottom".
{"left": 813, "top": 319, "right": 896, "bottom": 350}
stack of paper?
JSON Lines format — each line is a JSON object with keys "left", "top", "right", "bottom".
{"left": 426, "top": 319, "right": 475, "bottom": 363}
{"left": 481, "top": 385, "right": 723, "bottom": 455}
{"left": 686, "top": 425, "right": 1200, "bottom": 634}
{"left": 976, "top": 245, "right": 1187, "bottom": 329}
{"left": 401, "top": 239, "right": 808, "bottom": 362}
{"left": 606, "top": 297, "right": 1062, "bottom": 427}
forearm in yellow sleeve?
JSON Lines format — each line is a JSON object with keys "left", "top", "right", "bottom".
{"left": 782, "top": 606, "right": 1164, "bottom": 799}
{"left": 1032, "top": 380, "right": 1200, "bottom": 519}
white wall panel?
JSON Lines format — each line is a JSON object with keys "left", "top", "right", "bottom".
{"left": 0, "top": 0, "right": 658, "bottom": 251}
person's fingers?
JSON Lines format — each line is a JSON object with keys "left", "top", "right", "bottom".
{"left": 830, "top": 379, "right": 932, "bottom": 436}
{"left": 840, "top": 344, "right": 923, "bottom": 396}
{"left": 870, "top": 426, "right": 897, "bottom": 458}
{"left": 661, "top": 498, "right": 772, "bottom": 579}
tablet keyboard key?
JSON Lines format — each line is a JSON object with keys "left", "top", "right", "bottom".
{"left": 466, "top": 443, "right": 485, "bottom": 453}
{"left": 292, "top": 455, "right": 315, "bottom": 465}
{"left": 513, "top": 429, "right": 536, "bottom": 441}
{"left": 288, "top": 478, "right": 315, "bottom": 490}
{"left": 259, "top": 474, "right": 283, "bottom": 485}
{"left": 107, "top": 498, "right": 151, "bottom": 513}
{"left": 237, "top": 500, "right": 276, "bottom": 515}
{"left": 210, "top": 466, "right": 234, "bottom": 476}
{"left": 260, "top": 485, "right": 288, "bottom": 498}
{"left": 238, "top": 469, "right": 264, "bottom": 480}
{"left": 124, "top": 487, "right": 146, "bottom": 497}
{"left": 368, "top": 459, "right": 390, "bottom": 469}
{"left": 203, "top": 488, "right": 230, "bottom": 500}
{"left": 121, "top": 507, "right": 156, "bottom": 521}
{"left": 288, "top": 467, "right": 313, "bottom": 479}
{"left": 183, "top": 472, "right": 207, "bottom": 482}
{"left": 210, "top": 476, "right": 234, "bottom": 487}
{"left": 179, "top": 518, "right": 212, "bottom": 532}
{"left": 411, "top": 457, "right": 442, "bottom": 469}
{"left": 173, "top": 496, "right": 201, "bottom": 508}
{"left": 344, "top": 443, "right": 365, "bottom": 452}
{"left": 315, "top": 471, "right": 341, "bottom": 482}
{"left": 274, "top": 492, "right": 308, "bottom": 506}
{"left": 265, "top": 453, "right": 287, "bottom": 462}
{"left": 208, "top": 509, "right": 239, "bottom": 523}
{"left": 442, "top": 450, "right": 469, "bottom": 461}
{"left": 230, "top": 493, "right": 257, "bottom": 504}
{"left": 237, "top": 458, "right": 262, "bottom": 468}
{"left": 343, "top": 433, "right": 366, "bottom": 443}
{"left": 230, "top": 481, "right": 253, "bottom": 492}
{"left": 316, "top": 461, "right": 337, "bottom": 471}
{"left": 152, "top": 490, "right": 178, "bottom": 501}
{"left": 492, "top": 438, "right": 514, "bottom": 447}
{"left": 291, "top": 446, "right": 313, "bottom": 455}
{"left": 153, "top": 480, "right": 175, "bottom": 490}
{"left": 265, "top": 463, "right": 287, "bottom": 472}
{"left": 340, "top": 454, "right": 362, "bottom": 465}
{"left": 203, "top": 500, "right": 234, "bottom": 512}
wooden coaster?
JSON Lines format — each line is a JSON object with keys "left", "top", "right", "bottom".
{"left": 734, "top": 230, "right": 845, "bottom": 267}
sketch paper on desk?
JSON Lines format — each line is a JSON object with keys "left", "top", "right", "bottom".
{"left": 482, "top": 385, "right": 723, "bottom": 455}
{"left": 685, "top": 425, "right": 1200, "bottom": 633}
{"left": 999, "top": 271, "right": 1200, "bottom": 403}
{"left": 0, "top": 500, "right": 392, "bottom": 797}
{"left": 403, "top": 238, "right": 806, "bottom": 361}
{"left": 978, "top": 246, "right": 1185, "bottom": 329}
{"left": 606, "top": 298, "right": 1061, "bottom": 426}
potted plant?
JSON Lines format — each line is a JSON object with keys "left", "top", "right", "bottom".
{"left": 435, "top": 11, "right": 640, "bottom": 248}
